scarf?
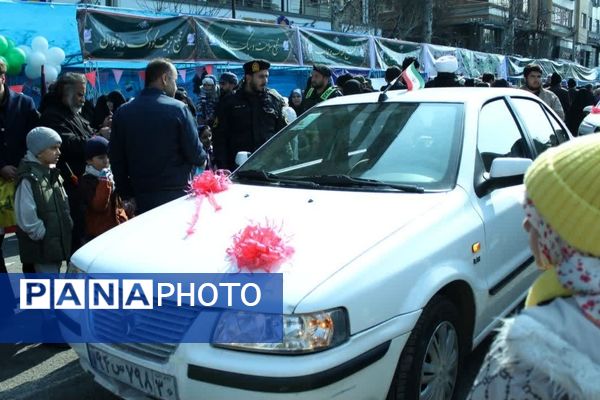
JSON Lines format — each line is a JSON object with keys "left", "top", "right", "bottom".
{"left": 84, "top": 164, "right": 114, "bottom": 185}
{"left": 524, "top": 197, "right": 600, "bottom": 327}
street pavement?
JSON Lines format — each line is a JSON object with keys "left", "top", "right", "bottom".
{"left": 0, "top": 234, "right": 490, "bottom": 400}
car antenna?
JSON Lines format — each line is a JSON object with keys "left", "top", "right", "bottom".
{"left": 378, "top": 74, "right": 402, "bottom": 102}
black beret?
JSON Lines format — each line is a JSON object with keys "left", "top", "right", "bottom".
{"left": 243, "top": 59, "right": 271, "bottom": 75}
{"left": 313, "top": 64, "right": 332, "bottom": 77}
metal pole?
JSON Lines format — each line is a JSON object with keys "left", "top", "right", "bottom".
{"left": 232, "top": 0, "right": 236, "bottom": 19}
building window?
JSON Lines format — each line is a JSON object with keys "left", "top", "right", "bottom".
{"left": 583, "top": 13, "right": 587, "bottom": 28}
{"left": 552, "top": 6, "right": 572, "bottom": 27}
{"left": 596, "top": 19, "right": 599, "bottom": 33}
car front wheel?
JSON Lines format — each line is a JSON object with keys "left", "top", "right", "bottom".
{"left": 387, "top": 295, "right": 464, "bottom": 400}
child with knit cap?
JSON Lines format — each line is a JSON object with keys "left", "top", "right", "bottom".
{"left": 79, "top": 136, "right": 128, "bottom": 241}
{"left": 15, "top": 127, "right": 73, "bottom": 273}
{"left": 468, "top": 135, "right": 600, "bottom": 400}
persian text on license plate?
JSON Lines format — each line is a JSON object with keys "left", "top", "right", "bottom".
{"left": 88, "top": 345, "right": 178, "bottom": 400}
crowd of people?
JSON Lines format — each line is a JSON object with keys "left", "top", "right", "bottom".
{"left": 2, "top": 54, "right": 599, "bottom": 272}
{"left": 1, "top": 54, "right": 599, "bottom": 397}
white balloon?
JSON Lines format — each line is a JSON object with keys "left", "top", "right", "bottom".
{"left": 55, "top": 64, "right": 61, "bottom": 75}
{"left": 17, "top": 45, "right": 32, "bottom": 58}
{"left": 28, "top": 51, "right": 46, "bottom": 69}
{"left": 25, "top": 63, "right": 41, "bottom": 80}
{"left": 44, "top": 64, "right": 59, "bottom": 83}
{"left": 46, "top": 47, "right": 65, "bottom": 66}
{"left": 31, "top": 36, "right": 49, "bottom": 53}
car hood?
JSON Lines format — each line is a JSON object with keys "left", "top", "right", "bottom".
{"left": 72, "top": 183, "right": 448, "bottom": 308}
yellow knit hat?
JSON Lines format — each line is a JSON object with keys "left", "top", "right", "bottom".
{"left": 524, "top": 135, "right": 600, "bottom": 257}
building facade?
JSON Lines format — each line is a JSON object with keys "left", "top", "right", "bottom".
{"left": 432, "top": 0, "right": 600, "bottom": 67}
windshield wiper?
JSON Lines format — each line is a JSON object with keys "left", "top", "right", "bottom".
{"left": 233, "top": 169, "right": 320, "bottom": 188}
{"left": 298, "top": 174, "right": 425, "bottom": 193}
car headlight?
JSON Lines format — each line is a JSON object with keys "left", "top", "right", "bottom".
{"left": 212, "top": 308, "right": 349, "bottom": 354}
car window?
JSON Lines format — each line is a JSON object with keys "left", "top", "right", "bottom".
{"left": 542, "top": 106, "right": 570, "bottom": 144}
{"left": 238, "top": 102, "right": 464, "bottom": 191}
{"left": 511, "top": 98, "right": 560, "bottom": 156}
{"left": 478, "top": 99, "right": 527, "bottom": 172}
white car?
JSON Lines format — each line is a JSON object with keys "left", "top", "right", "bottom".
{"left": 67, "top": 88, "right": 571, "bottom": 400}
{"left": 578, "top": 102, "right": 600, "bottom": 135}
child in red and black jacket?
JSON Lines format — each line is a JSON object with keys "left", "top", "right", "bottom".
{"left": 79, "top": 137, "right": 128, "bottom": 241}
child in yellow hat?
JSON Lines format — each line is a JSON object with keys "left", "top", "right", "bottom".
{"left": 468, "top": 135, "right": 600, "bottom": 399}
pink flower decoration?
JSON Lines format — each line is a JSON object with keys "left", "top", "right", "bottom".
{"left": 189, "top": 170, "right": 230, "bottom": 199}
{"left": 186, "top": 170, "right": 230, "bottom": 237}
{"left": 227, "top": 221, "right": 294, "bottom": 272}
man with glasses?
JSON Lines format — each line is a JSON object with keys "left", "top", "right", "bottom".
{"left": 218, "top": 72, "right": 238, "bottom": 97}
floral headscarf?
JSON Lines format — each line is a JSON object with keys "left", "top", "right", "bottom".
{"left": 524, "top": 196, "right": 600, "bottom": 327}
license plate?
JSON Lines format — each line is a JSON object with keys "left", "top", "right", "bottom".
{"left": 88, "top": 345, "right": 178, "bottom": 400}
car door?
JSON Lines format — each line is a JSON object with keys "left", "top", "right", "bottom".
{"left": 471, "top": 98, "right": 538, "bottom": 333}
{"left": 509, "top": 96, "right": 571, "bottom": 157}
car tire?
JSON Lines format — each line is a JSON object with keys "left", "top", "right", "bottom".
{"left": 386, "top": 295, "right": 464, "bottom": 400}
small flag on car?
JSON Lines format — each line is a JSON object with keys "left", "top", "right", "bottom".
{"left": 402, "top": 62, "right": 425, "bottom": 91}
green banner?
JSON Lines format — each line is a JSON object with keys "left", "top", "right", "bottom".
{"left": 507, "top": 56, "right": 597, "bottom": 82}
{"left": 78, "top": 10, "right": 196, "bottom": 60}
{"left": 458, "top": 49, "right": 503, "bottom": 78}
{"left": 194, "top": 18, "right": 299, "bottom": 64}
{"left": 374, "top": 38, "right": 421, "bottom": 70}
{"left": 299, "top": 29, "right": 370, "bottom": 68}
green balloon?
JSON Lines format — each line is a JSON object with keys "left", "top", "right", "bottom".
{"left": 6, "top": 39, "right": 15, "bottom": 50}
{"left": 6, "top": 61, "right": 22, "bottom": 76}
{"left": 0, "top": 36, "right": 7, "bottom": 56}
{"left": 7, "top": 48, "right": 26, "bottom": 66}
{"left": 0, "top": 55, "right": 6, "bottom": 67}
{"left": 4, "top": 48, "right": 25, "bottom": 75}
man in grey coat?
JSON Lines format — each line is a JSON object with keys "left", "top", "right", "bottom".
{"left": 521, "top": 64, "right": 565, "bottom": 120}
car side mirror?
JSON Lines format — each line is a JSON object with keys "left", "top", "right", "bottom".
{"left": 476, "top": 157, "right": 532, "bottom": 197}
{"left": 489, "top": 157, "right": 532, "bottom": 179}
{"left": 583, "top": 105, "right": 593, "bottom": 114}
{"left": 235, "top": 151, "right": 251, "bottom": 166}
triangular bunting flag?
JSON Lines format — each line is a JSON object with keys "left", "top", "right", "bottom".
{"left": 85, "top": 71, "right": 97, "bottom": 88}
{"left": 112, "top": 69, "right": 123, "bottom": 84}
{"left": 178, "top": 68, "right": 187, "bottom": 82}
{"left": 204, "top": 65, "right": 213, "bottom": 75}
{"left": 9, "top": 85, "right": 24, "bottom": 94}
{"left": 138, "top": 70, "right": 146, "bottom": 85}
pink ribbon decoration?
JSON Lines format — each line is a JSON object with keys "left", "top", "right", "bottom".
{"left": 226, "top": 221, "right": 294, "bottom": 272}
{"left": 591, "top": 106, "right": 600, "bottom": 114}
{"left": 186, "top": 170, "right": 230, "bottom": 237}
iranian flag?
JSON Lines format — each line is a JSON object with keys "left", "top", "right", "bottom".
{"left": 401, "top": 62, "right": 425, "bottom": 91}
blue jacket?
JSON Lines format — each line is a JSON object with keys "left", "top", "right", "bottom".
{"left": 0, "top": 85, "right": 39, "bottom": 169}
{"left": 110, "top": 88, "right": 206, "bottom": 199}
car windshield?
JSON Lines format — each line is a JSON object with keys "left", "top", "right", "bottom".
{"left": 234, "top": 102, "right": 464, "bottom": 191}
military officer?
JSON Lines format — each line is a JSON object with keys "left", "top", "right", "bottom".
{"left": 212, "top": 59, "right": 288, "bottom": 171}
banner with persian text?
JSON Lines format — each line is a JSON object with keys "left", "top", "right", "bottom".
{"left": 373, "top": 38, "right": 421, "bottom": 70}
{"left": 77, "top": 10, "right": 197, "bottom": 61}
{"left": 194, "top": 18, "right": 299, "bottom": 64}
{"left": 298, "top": 29, "right": 370, "bottom": 68}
